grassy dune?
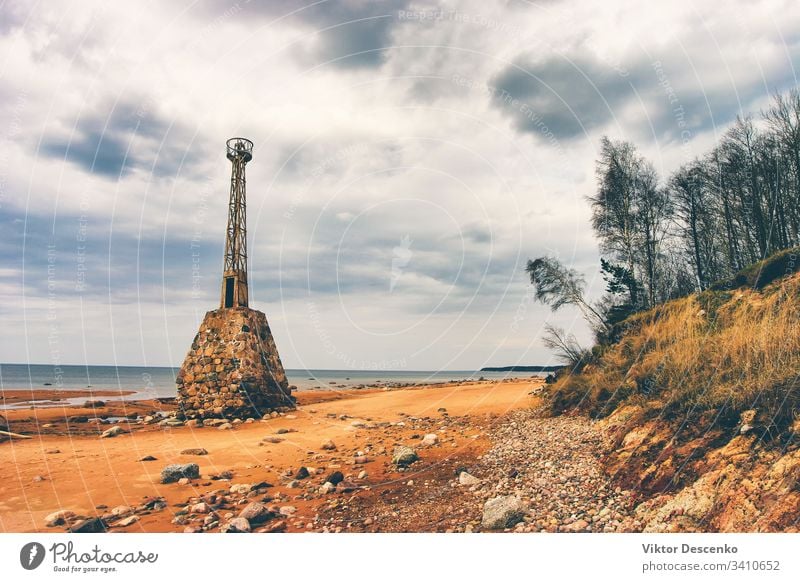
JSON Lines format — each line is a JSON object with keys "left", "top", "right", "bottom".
{"left": 549, "top": 248, "right": 800, "bottom": 439}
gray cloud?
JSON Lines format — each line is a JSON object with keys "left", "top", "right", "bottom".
{"left": 491, "top": 39, "right": 800, "bottom": 143}
{"left": 40, "top": 99, "right": 206, "bottom": 179}
{"left": 199, "top": 0, "right": 410, "bottom": 69}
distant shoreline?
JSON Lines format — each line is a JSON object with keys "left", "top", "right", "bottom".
{"left": 479, "top": 365, "right": 562, "bottom": 372}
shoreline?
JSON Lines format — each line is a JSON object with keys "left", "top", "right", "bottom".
{"left": 0, "top": 378, "right": 542, "bottom": 533}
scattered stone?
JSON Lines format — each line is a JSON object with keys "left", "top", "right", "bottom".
{"left": 217, "top": 423, "right": 233, "bottom": 430}
{"left": 260, "top": 520, "right": 287, "bottom": 533}
{"left": 115, "top": 516, "right": 139, "bottom": 527}
{"left": 295, "top": 467, "right": 310, "bottom": 480}
{"left": 421, "top": 433, "right": 439, "bottom": 447}
{"left": 319, "top": 482, "right": 335, "bottom": 494}
{"left": 278, "top": 505, "right": 297, "bottom": 516}
{"left": 565, "top": 519, "right": 590, "bottom": 532}
{"left": 160, "top": 463, "right": 200, "bottom": 484}
{"left": 481, "top": 495, "right": 525, "bottom": 530}
{"left": 325, "top": 471, "right": 344, "bottom": 485}
{"left": 262, "top": 437, "right": 284, "bottom": 444}
{"left": 110, "top": 505, "right": 132, "bottom": 517}
{"left": 83, "top": 400, "right": 106, "bottom": 408}
{"left": 337, "top": 480, "right": 358, "bottom": 493}
{"left": 320, "top": 439, "right": 337, "bottom": 451}
{"left": 392, "top": 446, "right": 418, "bottom": 467}
{"left": 191, "top": 502, "right": 210, "bottom": 514}
{"left": 139, "top": 455, "right": 157, "bottom": 461}
{"left": 275, "top": 428, "right": 290, "bottom": 434}
{"left": 221, "top": 517, "right": 251, "bottom": 533}
{"left": 458, "top": 471, "right": 481, "bottom": 486}
{"left": 181, "top": 448, "right": 209, "bottom": 456}
{"left": 100, "top": 426, "right": 126, "bottom": 438}
{"left": 44, "top": 510, "right": 75, "bottom": 527}
{"left": 229, "top": 483, "right": 252, "bottom": 494}
{"left": 68, "top": 517, "right": 107, "bottom": 533}
{"left": 210, "top": 470, "right": 234, "bottom": 481}
{"left": 239, "top": 502, "right": 274, "bottom": 524}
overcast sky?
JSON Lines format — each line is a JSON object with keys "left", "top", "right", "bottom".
{"left": 0, "top": 0, "right": 798, "bottom": 370}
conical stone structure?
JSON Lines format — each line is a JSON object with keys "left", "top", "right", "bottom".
{"left": 176, "top": 138, "right": 295, "bottom": 419}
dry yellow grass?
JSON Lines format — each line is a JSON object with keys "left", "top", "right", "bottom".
{"left": 549, "top": 272, "right": 800, "bottom": 433}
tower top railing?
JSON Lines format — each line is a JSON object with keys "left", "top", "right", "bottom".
{"left": 226, "top": 137, "right": 253, "bottom": 163}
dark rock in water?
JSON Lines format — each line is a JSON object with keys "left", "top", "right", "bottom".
{"left": 180, "top": 448, "right": 209, "bottom": 456}
{"left": 325, "top": 471, "right": 344, "bottom": 485}
{"left": 139, "top": 455, "right": 157, "bottom": 462}
{"left": 83, "top": 400, "right": 106, "bottom": 408}
{"left": 161, "top": 463, "right": 200, "bottom": 484}
{"left": 68, "top": 517, "right": 107, "bottom": 533}
{"left": 295, "top": 467, "right": 310, "bottom": 480}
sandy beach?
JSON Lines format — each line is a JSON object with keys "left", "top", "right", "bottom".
{"left": 1, "top": 379, "right": 543, "bottom": 533}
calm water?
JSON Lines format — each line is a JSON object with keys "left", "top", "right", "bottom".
{"left": 0, "top": 363, "right": 541, "bottom": 408}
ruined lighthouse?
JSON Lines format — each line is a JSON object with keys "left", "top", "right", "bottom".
{"left": 176, "top": 138, "right": 295, "bottom": 419}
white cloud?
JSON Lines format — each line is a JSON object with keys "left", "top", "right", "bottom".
{"left": 1, "top": 0, "right": 797, "bottom": 369}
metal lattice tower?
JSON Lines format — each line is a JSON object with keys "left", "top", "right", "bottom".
{"left": 220, "top": 137, "right": 253, "bottom": 309}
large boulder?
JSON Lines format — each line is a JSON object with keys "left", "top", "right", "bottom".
{"left": 481, "top": 495, "right": 526, "bottom": 530}
{"left": 160, "top": 463, "right": 200, "bottom": 484}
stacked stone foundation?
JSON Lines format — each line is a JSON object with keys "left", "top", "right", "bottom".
{"left": 176, "top": 307, "right": 295, "bottom": 419}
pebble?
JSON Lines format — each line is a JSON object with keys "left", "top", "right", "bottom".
{"left": 458, "top": 471, "right": 481, "bottom": 486}
{"left": 421, "top": 433, "right": 439, "bottom": 446}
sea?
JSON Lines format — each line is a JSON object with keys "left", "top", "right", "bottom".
{"left": 0, "top": 363, "right": 543, "bottom": 409}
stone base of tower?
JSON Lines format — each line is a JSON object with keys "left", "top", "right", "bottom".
{"left": 176, "top": 307, "right": 295, "bottom": 419}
